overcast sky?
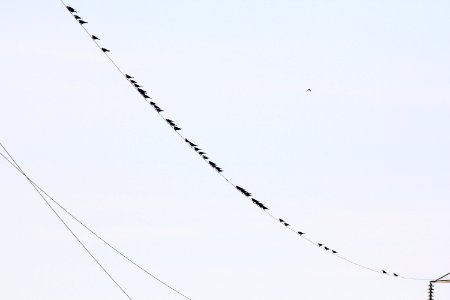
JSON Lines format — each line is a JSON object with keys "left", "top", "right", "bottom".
{"left": 1, "top": 0, "right": 449, "bottom": 299}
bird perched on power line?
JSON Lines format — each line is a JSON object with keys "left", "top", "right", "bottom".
{"left": 306, "top": 89, "right": 311, "bottom": 92}
{"left": 79, "top": 20, "right": 88, "bottom": 25}
{"left": 185, "top": 139, "right": 197, "bottom": 147}
{"left": 393, "top": 273, "right": 398, "bottom": 277}
{"left": 297, "top": 231, "right": 304, "bottom": 235}
{"left": 92, "top": 35, "right": 100, "bottom": 40}
{"left": 332, "top": 250, "right": 337, "bottom": 254}
{"left": 382, "top": 270, "right": 387, "bottom": 274}
{"left": 324, "top": 247, "right": 329, "bottom": 251}
{"left": 101, "top": 48, "right": 110, "bottom": 53}
{"left": 73, "top": 15, "right": 81, "bottom": 20}
{"left": 125, "top": 74, "right": 134, "bottom": 79}
{"left": 66, "top": 6, "right": 76, "bottom": 13}
{"left": 318, "top": 243, "right": 323, "bottom": 247}
{"left": 251, "top": 198, "right": 268, "bottom": 210}
{"left": 236, "top": 186, "right": 251, "bottom": 197}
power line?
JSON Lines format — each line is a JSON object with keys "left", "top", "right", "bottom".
{"left": 0, "top": 143, "right": 133, "bottom": 300}
{"left": 0, "top": 144, "right": 193, "bottom": 300}
{"left": 56, "top": 1, "right": 435, "bottom": 281}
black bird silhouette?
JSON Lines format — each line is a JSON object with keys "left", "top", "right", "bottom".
{"left": 74, "top": 15, "right": 81, "bottom": 20}
{"left": 198, "top": 151, "right": 205, "bottom": 155}
{"left": 155, "top": 106, "right": 163, "bottom": 112}
{"left": 92, "top": 35, "right": 100, "bottom": 40}
{"left": 279, "top": 219, "right": 285, "bottom": 223}
{"left": 133, "top": 83, "right": 142, "bottom": 88}
{"left": 125, "top": 74, "right": 134, "bottom": 79}
{"left": 101, "top": 48, "right": 110, "bottom": 53}
{"left": 185, "top": 139, "right": 196, "bottom": 147}
{"left": 215, "top": 167, "right": 223, "bottom": 172}
{"left": 297, "top": 231, "right": 304, "bottom": 235}
{"left": 306, "top": 89, "right": 311, "bottom": 92}
{"left": 137, "top": 88, "right": 147, "bottom": 95}
{"left": 143, "top": 94, "right": 151, "bottom": 99}
{"left": 393, "top": 273, "right": 398, "bottom": 277}
{"left": 382, "top": 270, "right": 387, "bottom": 274}
{"left": 66, "top": 6, "right": 76, "bottom": 13}
{"left": 332, "top": 250, "right": 337, "bottom": 254}
{"left": 283, "top": 222, "right": 290, "bottom": 227}
{"left": 318, "top": 243, "right": 323, "bottom": 247}
{"left": 79, "top": 20, "right": 88, "bottom": 25}
{"left": 174, "top": 126, "right": 181, "bottom": 131}
{"left": 194, "top": 147, "right": 200, "bottom": 152}
{"left": 130, "top": 80, "right": 137, "bottom": 84}
{"left": 324, "top": 247, "right": 329, "bottom": 251}
{"left": 236, "top": 186, "right": 251, "bottom": 197}
{"left": 202, "top": 155, "right": 208, "bottom": 160}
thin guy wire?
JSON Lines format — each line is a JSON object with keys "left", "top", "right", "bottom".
{"left": 0, "top": 143, "right": 133, "bottom": 300}
{"left": 56, "top": 1, "right": 434, "bottom": 281}
{"left": 0, "top": 147, "right": 193, "bottom": 299}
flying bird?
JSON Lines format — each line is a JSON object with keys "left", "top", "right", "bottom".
{"left": 101, "top": 48, "right": 110, "bottom": 53}
{"left": 92, "top": 35, "right": 100, "bottom": 40}
{"left": 79, "top": 20, "right": 88, "bottom": 25}
{"left": 66, "top": 6, "right": 76, "bottom": 13}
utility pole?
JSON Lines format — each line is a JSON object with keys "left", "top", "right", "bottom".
{"left": 428, "top": 272, "right": 450, "bottom": 300}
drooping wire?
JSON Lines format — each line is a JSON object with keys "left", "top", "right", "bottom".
{"left": 0, "top": 143, "right": 193, "bottom": 300}
{"left": 56, "top": 1, "right": 434, "bottom": 281}
{"left": 0, "top": 143, "right": 134, "bottom": 300}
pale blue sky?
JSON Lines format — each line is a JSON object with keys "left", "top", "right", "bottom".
{"left": 1, "top": 1, "right": 449, "bottom": 299}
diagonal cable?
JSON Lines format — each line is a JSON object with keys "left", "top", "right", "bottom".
{"left": 0, "top": 143, "right": 193, "bottom": 299}
{"left": 0, "top": 143, "right": 134, "bottom": 299}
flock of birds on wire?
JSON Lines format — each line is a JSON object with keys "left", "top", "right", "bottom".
{"left": 63, "top": 4, "right": 406, "bottom": 280}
